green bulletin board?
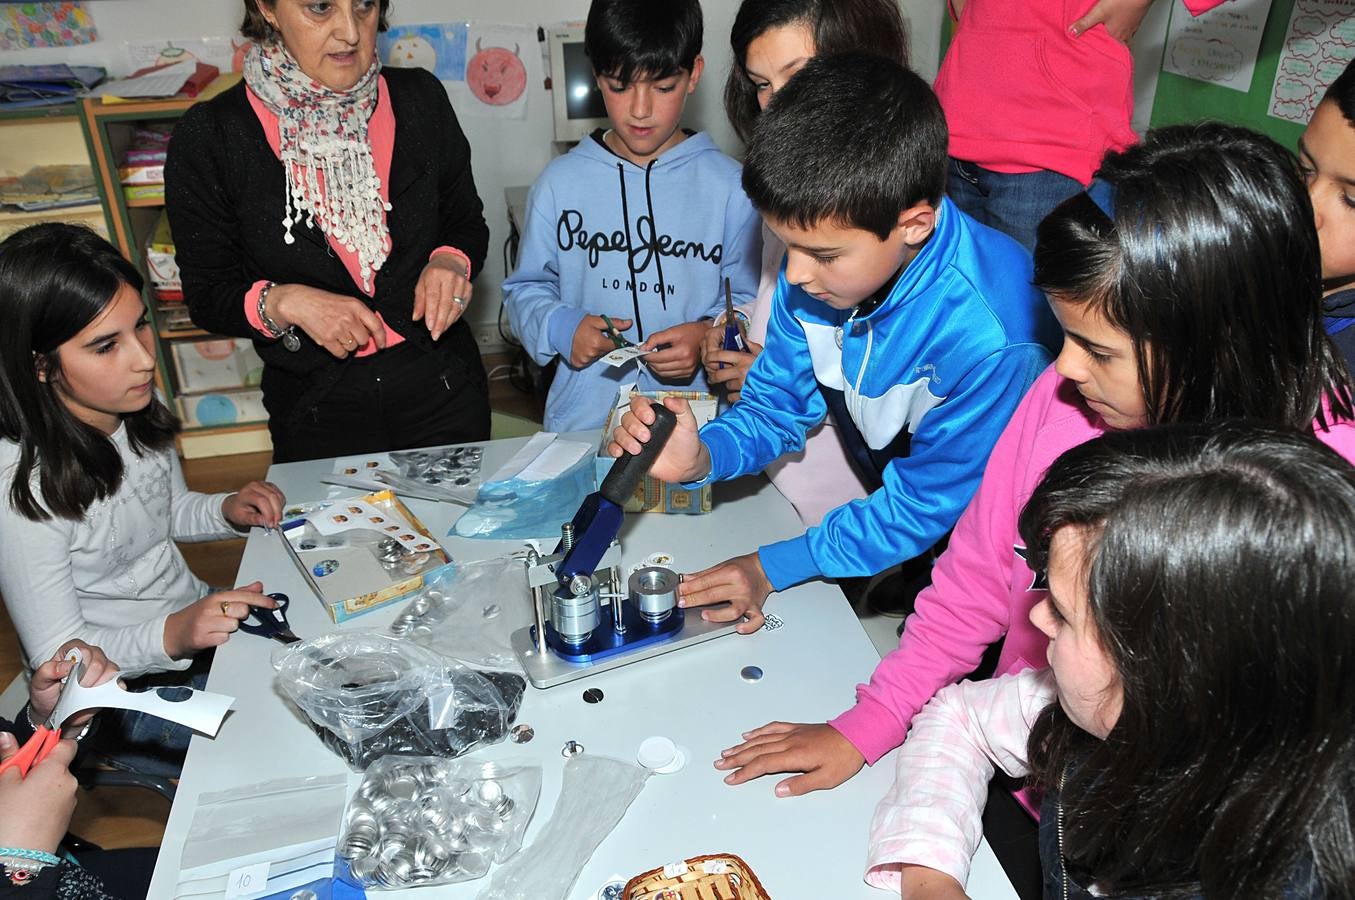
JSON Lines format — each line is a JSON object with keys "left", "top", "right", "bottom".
{"left": 1148, "top": 0, "right": 1305, "bottom": 149}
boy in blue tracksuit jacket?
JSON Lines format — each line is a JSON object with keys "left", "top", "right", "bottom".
{"left": 503, "top": 0, "right": 761, "bottom": 433}
{"left": 609, "top": 55, "right": 1059, "bottom": 631}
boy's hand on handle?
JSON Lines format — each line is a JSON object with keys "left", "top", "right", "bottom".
{"left": 571, "top": 315, "right": 632, "bottom": 368}
{"left": 607, "top": 396, "right": 710, "bottom": 483}
{"left": 642, "top": 322, "right": 708, "bottom": 379}
{"left": 0, "top": 735, "right": 78, "bottom": 854}
{"left": 678, "top": 551, "right": 773, "bottom": 634}
{"left": 1068, "top": 0, "right": 1154, "bottom": 43}
{"left": 269, "top": 283, "right": 387, "bottom": 358}
{"left": 29, "top": 640, "right": 119, "bottom": 730}
{"left": 715, "top": 721, "right": 865, "bottom": 797}
{"left": 413, "top": 254, "right": 472, "bottom": 341}
{"left": 163, "top": 582, "right": 275, "bottom": 659}
{"left": 900, "top": 867, "right": 970, "bottom": 900}
{"left": 703, "top": 343, "right": 762, "bottom": 403}
{"left": 223, "top": 481, "right": 285, "bottom": 530}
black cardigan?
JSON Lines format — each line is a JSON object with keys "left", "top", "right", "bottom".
{"left": 164, "top": 67, "right": 490, "bottom": 380}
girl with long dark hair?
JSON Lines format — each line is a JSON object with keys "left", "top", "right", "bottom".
{"left": 871, "top": 422, "right": 1355, "bottom": 897}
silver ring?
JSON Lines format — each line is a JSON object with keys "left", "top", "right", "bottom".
{"left": 452, "top": 296, "right": 466, "bottom": 308}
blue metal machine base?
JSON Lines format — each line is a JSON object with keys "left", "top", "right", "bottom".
{"left": 538, "top": 601, "right": 685, "bottom": 664}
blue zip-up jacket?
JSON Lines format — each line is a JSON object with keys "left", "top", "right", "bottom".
{"left": 697, "top": 199, "right": 1058, "bottom": 590}
{"left": 503, "top": 130, "right": 762, "bottom": 433}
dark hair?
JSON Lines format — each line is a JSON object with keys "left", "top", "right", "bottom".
{"left": 742, "top": 54, "right": 945, "bottom": 239}
{"left": 584, "top": 0, "right": 703, "bottom": 83}
{"left": 0, "top": 223, "right": 178, "bottom": 521}
{"left": 1034, "top": 122, "right": 1354, "bottom": 429}
{"left": 724, "top": 0, "right": 909, "bottom": 143}
{"left": 239, "top": 0, "right": 392, "bottom": 42}
{"left": 1323, "top": 59, "right": 1355, "bottom": 126}
{"left": 1019, "top": 421, "right": 1355, "bottom": 897}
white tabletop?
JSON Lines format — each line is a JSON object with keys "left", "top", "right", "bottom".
{"left": 147, "top": 436, "right": 1018, "bottom": 899}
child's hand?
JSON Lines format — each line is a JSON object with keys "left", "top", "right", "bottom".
{"left": 1068, "top": 0, "right": 1153, "bottom": 43}
{"left": 29, "top": 640, "right": 119, "bottom": 731}
{"left": 703, "top": 342, "right": 762, "bottom": 403}
{"left": 678, "top": 551, "right": 774, "bottom": 633}
{"left": 714, "top": 721, "right": 865, "bottom": 797}
{"left": 570, "top": 315, "right": 632, "bottom": 368}
{"left": 163, "top": 582, "right": 274, "bottom": 659}
{"left": 0, "top": 736, "right": 77, "bottom": 854}
{"left": 223, "top": 481, "right": 285, "bottom": 530}
{"left": 642, "top": 322, "right": 707, "bottom": 380}
{"left": 607, "top": 396, "right": 709, "bottom": 483}
{"left": 900, "top": 867, "right": 970, "bottom": 900}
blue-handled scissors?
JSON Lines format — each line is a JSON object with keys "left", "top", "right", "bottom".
{"left": 239, "top": 592, "right": 300, "bottom": 644}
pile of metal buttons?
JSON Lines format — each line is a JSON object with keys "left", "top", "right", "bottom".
{"left": 375, "top": 538, "right": 433, "bottom": 578}
{"left": 389, "top": 590, "right": 442, "bottom": 638}
{"left": 389, "top": 445, "right": 483, "bottom": 487}
{"left": 338, "top": 758, "right": 538, "bottom": 888}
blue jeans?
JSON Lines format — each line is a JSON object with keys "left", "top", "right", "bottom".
{"left": 946, "top": 158, "right": 1084, "bottom": 254}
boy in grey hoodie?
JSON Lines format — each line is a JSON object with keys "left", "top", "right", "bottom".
{"left": 504, "top": 0, "right": 762, "bottom": 433}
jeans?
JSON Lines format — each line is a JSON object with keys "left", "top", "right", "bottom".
{"left": 947, "top": 158, "right": 1084, "bottom": 254}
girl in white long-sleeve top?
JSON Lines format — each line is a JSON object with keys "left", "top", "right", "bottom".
{"left": 869, "top": 422, "right": 1355, "bottom": 899}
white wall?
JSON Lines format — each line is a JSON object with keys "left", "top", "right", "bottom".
{"left": 0, "top": 1, "right": 943, "bottom": 348}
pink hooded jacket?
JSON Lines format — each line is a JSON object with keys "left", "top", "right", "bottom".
{"left": 831, "top": 365, "right": 1355, "bottom": 765}
{"left": 935, "top": 0, "right": 1226, "bottom": 185}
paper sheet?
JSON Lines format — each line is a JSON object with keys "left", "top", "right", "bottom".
{"left": 89, "top": 59, "right": 197, "bottom": 99}
{"left": 1268, "top": 0, "right": 1355, "bottom": 123}
{"left": 1162, "top": 0, "right": 1271, "bottom": 92}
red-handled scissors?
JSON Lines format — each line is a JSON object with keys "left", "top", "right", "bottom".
{"left": 0, "top": 650, "right": 83, "bottom": 778}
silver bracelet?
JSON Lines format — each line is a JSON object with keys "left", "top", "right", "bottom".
{"left": 257, "top": 282, "right": 300, "bottom": 352}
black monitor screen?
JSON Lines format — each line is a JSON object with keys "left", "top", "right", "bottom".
{"left": 561, "top": 41, "right": 607, "bottom": 120}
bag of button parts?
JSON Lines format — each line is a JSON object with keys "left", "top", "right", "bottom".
{"left": 272, "top": 632, "right": 527, "bottom": 771}
{"left": 335, "top": 753, "right": 542, "bottom": 890}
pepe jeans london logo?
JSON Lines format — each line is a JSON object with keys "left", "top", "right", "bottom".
{"left": 557, "top": 209, "right": 722, "bottom": 296}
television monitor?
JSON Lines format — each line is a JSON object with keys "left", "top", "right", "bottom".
{"left": 547, "top": 24, "right": 609, "bottom": 144}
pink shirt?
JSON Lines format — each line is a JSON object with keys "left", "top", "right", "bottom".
{"left": 866, "top": 669, "right": 1053, "bottom": 891}
{"left": 830, "top": 365, "right": 1355, "bottom": 766}
{"left": 936, "top": 0, "right": 1226, "bottom": 184}
{"left": 242, "top": 75, "right": 470, "bottom": 356}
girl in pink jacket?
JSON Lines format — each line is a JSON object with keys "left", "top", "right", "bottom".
{"left": 715, "top": 123, "right": 1355, "bottom": 797}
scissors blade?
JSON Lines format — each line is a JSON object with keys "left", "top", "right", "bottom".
{"left": 724, "top": 277, "right": 735, "bottom": 320}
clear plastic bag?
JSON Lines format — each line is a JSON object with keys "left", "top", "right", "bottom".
{"left": 388, "top": 556, "right": 535, "bottom": 670}
{"left": 475, "top": 755, "right": 650, "bottom": 900}
{"left": 452, "top": 451, "right": 595, "bottom": 540}
{"left": 273, "top": 633, "right": 527, "bottom": 770}
{"left": 337, "top": 755, "right": 541, "bottom": 890}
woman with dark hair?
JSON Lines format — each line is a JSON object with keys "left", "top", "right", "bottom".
{"left": 716, "top": 123, "right": 1355, "bottom": 811}
{"left": 0, "top": 223, "right": 283, "bottom": 772}
{"left": 700, "top": 0, "right": 908, "bottom": 529}
{"left": 871, "top": 421, "right": 1355, "bottom": 898}
{"left": 1298, "top": 59, "right": 1355, "bottom": 372}
{"left": 166, "top": 0, "right": 491, "bottom": 463}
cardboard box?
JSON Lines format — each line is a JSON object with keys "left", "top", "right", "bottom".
{"left": 278, "top": 490, "right": 453, "bottom": 623}
{"left": 597, "top": 387, "right": 717, "bottom": 515}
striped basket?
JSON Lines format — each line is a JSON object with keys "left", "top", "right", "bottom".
{"left": 623, "top": 853, "right": 770, "bottom": 900}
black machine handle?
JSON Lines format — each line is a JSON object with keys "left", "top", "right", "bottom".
{"left": 601, "top": 403, "right": 678, "bottom": 506}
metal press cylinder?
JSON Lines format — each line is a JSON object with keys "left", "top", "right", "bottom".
{"left": 629, "top": 566, "right": 678, "bottom": 624}
{"left": 552, "top": 575, "right": 599, "bottom": 644}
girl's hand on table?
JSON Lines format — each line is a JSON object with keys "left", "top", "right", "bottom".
{"left": 414, "top": 254, "right": 473, "bottom": 341}
{"left": 715, "top": 721, "right": 866, "bottom": 797}
{"left": 223, "top": 481, "right": 285, "bottom": 530}
{"left": 164, "top": 582, "right": 274, "bottom": 659}
{"left": 269, "top": 283, "right": 386, "bottom": 358}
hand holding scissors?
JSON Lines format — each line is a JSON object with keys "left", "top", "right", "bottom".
{"left": 238, "top": 592, "right": 301, "bottom": 645}
{"left": 1, "top": 642, "right": 117, "bottom": 778}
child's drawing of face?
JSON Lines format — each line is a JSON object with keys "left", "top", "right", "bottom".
{"left": 1300, "top": 99, "right": 1355, "bottom": 293}
{"left": 1029, "top": 526, "right": 1122, "bottom": 740}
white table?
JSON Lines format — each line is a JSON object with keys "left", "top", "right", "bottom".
{"left": 147, "top": 437, "right": 1018, "bottom": 899}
